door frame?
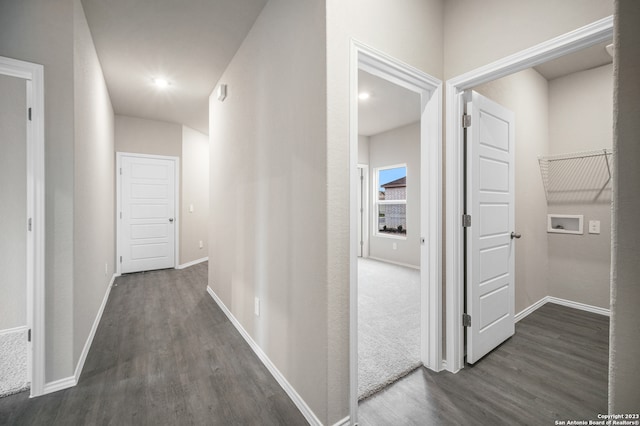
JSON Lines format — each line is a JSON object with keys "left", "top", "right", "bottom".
{"left": 0, "top": 56, "right": 46, "bottom": 397}
{"left": 116, "top": 152, "right": 180, "bottom": 275}
{"left": 444, "top": 16, "right": 613, "bottom": 373}
{"left": 350, "top": 40, "right": 442, "bottom": 423}
{"left": 357, "top": 164, "right": 369, "bottom": 258}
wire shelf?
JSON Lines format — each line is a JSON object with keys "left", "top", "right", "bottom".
{"left": 538, "top": 149, "right": 613, "bottom": 204}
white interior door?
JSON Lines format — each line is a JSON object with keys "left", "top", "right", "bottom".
{"left": 120, "top": 155, "right": 176, "bottom": 274}
{"left": 465, "top": 90, "right": 515, "bottom": 364}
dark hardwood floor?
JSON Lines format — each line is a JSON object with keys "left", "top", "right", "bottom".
{"left": 358, "top": 303, "right": 610, "bottom": 426}
{"left": 0, "top": 262, "right": 308, "bottom": 426}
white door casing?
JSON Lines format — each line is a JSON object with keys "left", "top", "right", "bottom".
{"left": 357, "top": 165, "right": 369, "bottom": 258}
{"left": 350, "top": 41, "right": 443, "bottom": 425}
{"left": 118, "top": 154, "right": 178, "bottom": 274}
{"left": 465, "top": 91, "right": 515, "bottom": 363}
{"left": 0, "top": 56, "right": 45, "bottom": 397}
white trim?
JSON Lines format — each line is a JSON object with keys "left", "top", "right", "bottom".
{"left": 515, "top": 297, "right": 548, "bottom": 323}
{"left": 0, "top": 325, "right": 29, "bottom": 336}
{"left": 547, "top": 297, "right": 610, "bottom": 317}
{"left": 444, "top": 16, "right": 613, "bottom": 374}
{"left": 357, "top": 164, "right": 370, "bottom": 258}
{"left": 206, "top": 287, "right": 323, "bottom": 426}
{"left": 0, "top": 55, "right": 46, "bottom": 398}
{"left": 515, "top": 296, "right": 610, "bottom": 324}
{"left": 116, "top": 152, "right": 180, "bottom": 275}
{"left": 176, "top": 256, "right": 208, "bottom": 270}
{"left": 331, "top": 416, "right": 350, "bottom": 426}
{"left": 73, "top": 273, "right": 118, "bottom": 383}
{"left": 350, "top": 40, "right": 443, "bottom": 424}
{"left": 42, "top": 376, "right": 76, "bottom": 395}
{"left": 367, "top": 256, "right": 420, "bottom": 270}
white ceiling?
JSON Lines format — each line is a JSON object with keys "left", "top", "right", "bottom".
{"left": 534, "top": 41, "right": 613, "bottom": 81}
{"left": 81, "top": 0, "right": 268, "bottom": 134}
{"left": 358, "top": 70, "right": 421, "bottom": 137}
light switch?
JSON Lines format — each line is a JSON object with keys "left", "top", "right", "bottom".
{"left": 589, "top": 220, "right": 600, "bottom": 234}
{"left": 189, "top": 204, "right": 194, "bottom": 213}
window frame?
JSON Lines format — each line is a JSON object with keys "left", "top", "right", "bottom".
{"left": 373, "top": 163, "right": 408, "bottom": 240}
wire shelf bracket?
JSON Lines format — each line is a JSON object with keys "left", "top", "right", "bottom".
{"left": 538, "top": 149, "right": 613, "bottom": 204}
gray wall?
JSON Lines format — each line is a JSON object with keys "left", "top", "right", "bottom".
{"left": 475, "top": 68, "right": 551, "bottom": 314}
{"left": 358, "top": 135, "right": 369, "bottom": 165}
{"left": 0, "top": 0, "right": 76, "bottom": 381}
{"left": 443, "top": 0, "right": 613, "bottom": 79}
{"left": 368, "top": 122, "right": 421, "bottom": 267}
{"left": 610, "top": 0, "right": 640, "bottom": 412}
{"left": 209, "top": 0, "right": 329, "bottom": 422}
{"left": 0, "top": 74, "right": 27, "bottom": 331}
{"left": 180, "top": 125, "right": 209, "bottom": 264}
{"left": 547, "top": 64, "right": 613, "bottom": 309}
{"left": 72, "top": 0, "right": 115, "bottom": 366}
{"left": 115, "top": 115, "right": 182, "bottom": 157}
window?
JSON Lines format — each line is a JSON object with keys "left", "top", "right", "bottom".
{"left": 375, "top": 165, "right": 407, "bottom": 237}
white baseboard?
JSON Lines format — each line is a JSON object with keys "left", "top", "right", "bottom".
{"left": 515, "top": 297, "right": 548, "bottom": 323}
{"left": 547, "top": 296, "right": 610, "bottom": 316}
{"left": 42, "top": 273, "right": 119, "bottom": 396}
{"left": 42, "top": 375, "right": 76, "bottom": 395}
{"left": 367, "top": 256, "right": 420, "bottom": 270}
{"left": 176, "top": 256, "right": 208, "bottom": 270}
{"left": 73, "top": 272, "right": 118, "bottom": 383}
{"left": 206, "top": 286, "right": 323, "bottom": 426}
{"left": 515, "top": 296, "right": 610, "bottom": 324}
{"left": 332, "top": 416, "right": 350, "bottom": 426}
{"left": 0, "top": 325, "right": 28, "bottom": 336}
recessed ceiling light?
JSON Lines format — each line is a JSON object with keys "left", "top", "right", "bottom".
{"left": 359, "top": 92, "right": 370, "bottom": 100}
{"left": 153, "top": 77, "right": 170, "bottom": 88}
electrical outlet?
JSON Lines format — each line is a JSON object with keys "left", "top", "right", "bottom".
{"left": 589, "top": 220, "right": 601, "bottom": 234}
{"left": 199, "top": 240, "right": 203, "bottom": 249}
{"left": 254, "top": 297, "right": 260, "bottom": 317}
{"left": 392, "top": 242, "right": 397, "bottom": 250}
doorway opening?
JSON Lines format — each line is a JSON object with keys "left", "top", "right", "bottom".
{"left": 349, "top": 42, "right": 442, "bottom": 424}
{"left": 0, "top": 56, "right": 45, "bottom": 397}
{"left": 445, "top": 16, "right": 614, "bottom": 372}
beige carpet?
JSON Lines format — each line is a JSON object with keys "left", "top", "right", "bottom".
{"left": 0, "top": 328, "right": 29, "bottom": 398}
{"left": 358, "top": 258, "right": 421, "bottom": 400}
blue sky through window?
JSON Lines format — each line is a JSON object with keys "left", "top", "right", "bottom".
{"left": 379, "top": 166, "right": 406, "bottom": 192}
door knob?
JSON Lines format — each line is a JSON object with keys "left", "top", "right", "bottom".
{"left": 510, "top": 232, "right": 521, "bottom": 239}
{"left": 169, "top": 218, "right": 174, "bottom": 223}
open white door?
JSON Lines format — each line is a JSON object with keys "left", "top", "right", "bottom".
{"left": 465, "top": 90, "right": 516, "bottom": 364}
{"left": 120, "top": 154, "right": 176, "bottom": 274}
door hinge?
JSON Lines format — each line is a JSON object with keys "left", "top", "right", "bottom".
{"left": 119, "top": 168, "right": 122, "bottom": 175}
{"left": 120, "top": 212, "right": 122, "bottom": 219}
{"left": 28, "top": 218, "right": 32, "bottom": 231}
{"left": 462, "top": 114, "right": 471, "bottom": 128}
{"left": 28, "top": 329, "right": 31, "bottom": 342}
{"left": 463, "top": 314, "right": 471, "bottom": 327}
{"left": 462, "top": 214, "right": 472, "bottom": 227}
{"left": 120, "top": 256, "right": 122, "bottom": 263}
{"left": 28, "top": 107, "right": 32, "bottom": 121}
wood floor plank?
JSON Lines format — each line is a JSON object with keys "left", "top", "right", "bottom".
{"left": 0, "top": 263, "right": 308, "bottom": 425}
{"left": 359, "top": 303, "right": 609, "bottom": 425}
